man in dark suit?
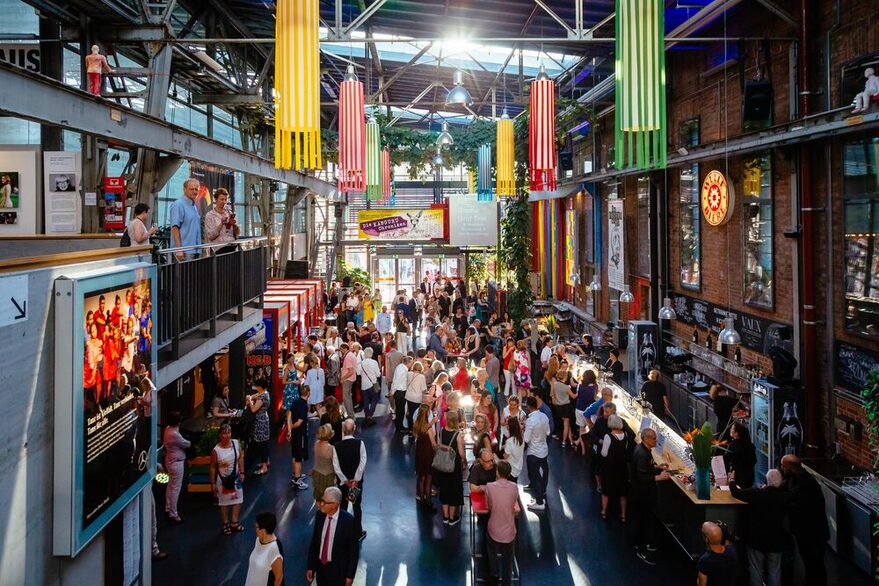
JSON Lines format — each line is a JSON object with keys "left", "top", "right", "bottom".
{"left": 781, "top": 454, "right": 829, "bottom": 586}
{"left": 332, "top": 418, "right": 368, "bottom": 541}
{"left": 307, "top": 487, "right": 359, "bottom": 586}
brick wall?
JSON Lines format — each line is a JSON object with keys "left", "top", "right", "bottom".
{"left": 836, "top": 395, "right": 874, "bottom": 471}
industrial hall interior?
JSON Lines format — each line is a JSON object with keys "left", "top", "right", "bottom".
{"left": 2, "top": 0, "right": 879, "bottom": 585}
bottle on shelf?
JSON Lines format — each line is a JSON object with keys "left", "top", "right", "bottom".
{"left": 705, "top": 333, "right": 713, "bottom": 350}
{"left": 692, "top": 327, "right": 699, "bottom": 344}
{"left": 734, "top": 347, "right": 742, "bottom": 364}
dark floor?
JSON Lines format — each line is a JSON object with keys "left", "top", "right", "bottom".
{"left": 154, "top": 397, "right": 871, "bottom": 586}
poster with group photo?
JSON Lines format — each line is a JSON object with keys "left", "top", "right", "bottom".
{"left": 54, "top": 264, "right": 157, "bottom": 556}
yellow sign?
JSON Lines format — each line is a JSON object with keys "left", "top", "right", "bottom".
{"left": 357, "top": 208, "right": 445, "bottom": 240}
{"left": 701, "top": 169, "right": 735, "bottom": 226}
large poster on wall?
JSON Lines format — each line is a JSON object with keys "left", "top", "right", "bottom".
{"left": 44, "top": 151, "right": 82, "bottom": 234}
{"left": 357, "top": 208, "right": 445, "bottom": 240}
{"left": 607, "top": 199, "right": 625, "bottom": 291}
{"left": 449, "top": 195, "right": 498, "bottom": 246}
{"left": 565, "top": 209, "right": 577, "bottom": 285}
{"left": 53, "top": 264, "right": 157, "bottom": 556}
{"left": 0, "top": 147, "right": 38, "bottom": 234}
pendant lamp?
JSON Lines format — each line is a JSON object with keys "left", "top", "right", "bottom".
{"left": 658, "top": 297, "right": 677, "bottom": 320}
{"left": 338, "top": 65, "right": 365, "bottom": 192}
{"left": 619, "top": 284, "right": 634, "bottom": 303}
{"left": 614, "top": 0, "right": 667, "bottom": 170}
{"left": 719, "top": 317, "right": 742, "bottom": 345}
{"left": 437, "top": 121, "right": 454, "bottom": 146}
{"left": 446, "top": 70, "right": 472, "bottom": 106}
{"left": 365, "top": 115, "right": 381, "bottom": 201}
{"left": 496, "top": 109, "right": 515, "bottom": 196}
{"left": 477, "top": 144, "right": 492, "bottom": 201}
{"left": 432, "top": 146, "right": 444, "bottom": 167}
{"left": 274, "top": 0, "right": 321, "bottom": 170}
{"left": 590, "top": 274, "right": 602, "bottom": 292}
{"left": 529, "top": 64, "right": 557, "bottom": 193}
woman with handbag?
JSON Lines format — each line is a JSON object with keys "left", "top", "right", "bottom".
{"left": 209, "top": 423, "right": 245, "bottom": 535}
{"left": 413, "top": 405, "right": 437, "bottom": 510}
{"left": 435, "top": 409, "right": 466, "bottom": 526}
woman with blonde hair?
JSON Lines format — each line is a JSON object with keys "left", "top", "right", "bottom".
{"left": 437, "top": 409, "right": 466, "bottom": 525}
{"left": 413, "top": 404, "right": 437, "bottom": 509}
{"left": 309, "top": 424, "right": 337, "bottom": 505}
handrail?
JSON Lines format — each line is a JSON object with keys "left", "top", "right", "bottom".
{"left": 0, "top": 245, "right": 151, "bottom": 273}
{"left": 155, "top": 236, "right": 269, "bottom": 258}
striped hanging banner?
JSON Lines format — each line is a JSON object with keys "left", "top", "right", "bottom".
{"left": 477, "top": 144, "right": 492, "bottom": 201}
{"left": 365, "top": 118, "right": 381, "bottom": 201}
{"left": 274, "top": 0, "right": 321, "bottom": 170}
{"left": 536, "top": 200, "right": 546, "bottom": 297}
{"left": 381, "top": 147, "right": 392, "bottom": 204}
{"left": 529, "top": 78, "right": 557, "bottom": 193}
{"left": 338, "top": 75, "right": 365, "bottom": 192}
{"left": 496, "top": 117, "right": 515, "bottom": 196}
{"left": 615, "top": 0, "right": 666, "bottom": 170}
{"left": 467, "top": 171, "right": 476, "bottom": 195}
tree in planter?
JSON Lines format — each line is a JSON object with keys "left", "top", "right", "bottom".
{"left": 860, "top": 367, "right": 879, "bottom": 581}
{"left": 465, "top": 251, "right": 493, "bottom": 290}
{"left": 335, "top": 258, "right": 372, "bottom": 290}
{"left": 499, "top": 193, "right": 534, "bottom": 324}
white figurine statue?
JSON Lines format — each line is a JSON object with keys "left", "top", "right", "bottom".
{"left": 852, "top": 67, "right": 879, "bottom": 113}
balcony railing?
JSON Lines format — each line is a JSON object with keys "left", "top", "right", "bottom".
{"left": 156, "top": 238, "right": 268, "bottom": 360}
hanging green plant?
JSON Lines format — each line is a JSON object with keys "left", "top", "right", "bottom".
{"left": 499, "top": 192, "right": 534, "bottom": 324}
{"left": 860, "top": 367, "right": 879, "bottom": 581}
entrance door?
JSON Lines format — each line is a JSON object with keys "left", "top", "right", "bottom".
{"left": 377, "top": 258, "right": 396, "bottom": 303}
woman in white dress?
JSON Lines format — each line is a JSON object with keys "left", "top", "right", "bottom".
{"left": 303, "top": 354, "right": 325, "bottom": 412}
{"left": 244, "top": 512, "right": 284, "bottom": 586}
{"left": 210, "top": 423, "right": 245, "bottom": 535}
{"left": 502, "top": 417, "right": 525, "bottom": 483}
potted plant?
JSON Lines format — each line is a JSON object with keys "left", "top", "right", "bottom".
{"left": 684, "top": 422, "right": 725, "bottom": 500}
{"left": 543, "top": 314, "right": 559, "bottom": 342}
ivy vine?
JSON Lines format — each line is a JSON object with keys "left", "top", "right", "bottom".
{"left": 499, "top": 193, "right": 534, "bottom": 324}
{"left": 860, "top": 367, "right": 879, "bottom": 581}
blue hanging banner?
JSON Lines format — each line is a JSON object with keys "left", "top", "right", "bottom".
{"left": 477, "top": 144, "right": 493, "bottom": 201}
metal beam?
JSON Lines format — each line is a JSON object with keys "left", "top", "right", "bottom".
{"left": 753, "top": 0, "right": 798, "bottom": 27}
{"left": 0, "top": 62, "right": 334, "bottom": 193}
{"left": 60, "top": 25, "right": 167, "bottom": 43}
{"left": 533, "top": 0, "right": 575, "bottom": 37}
{"left": 368, "top": 42, "right": 433, "bottom": 101}
{"left": 124, "top": 35, "right": 788, "bottom": 44}
{"left": 343, "top": 0, "right": 389, "bottom": 36}
{"left": 191, "top": 93, "right": 263, "bottom": 105}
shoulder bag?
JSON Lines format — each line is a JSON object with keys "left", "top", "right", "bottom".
{"left": 219, "top": 439, "right": 238, "bottom": 489}
{"left": 432, "top": 431, "right": 459, "bottom": 473}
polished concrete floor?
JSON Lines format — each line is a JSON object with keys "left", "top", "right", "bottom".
{"left": 154, "top": 398, "right": 869, "bottom": 586}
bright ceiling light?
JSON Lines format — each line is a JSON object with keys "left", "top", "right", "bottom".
{"left": 445, "top": 70, "right": 472, "bottom": 106}
{"left": 436, "top": 121, "right": 454, "bottom": 146}
{"left": 432, "top": 147, "right": 445, "bottom": 166}
{"left": 658, "top": 297, "right": 677, "bottom": 320}
{"left": 343, "top": 64, "right": 358, "bottom": 82}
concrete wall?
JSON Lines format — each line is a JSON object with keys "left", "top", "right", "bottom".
{"left": 0, "top": 252, "right": 153, "bottom": 586}
{"left": 0, "top": 237, "right": 122, "bottom": 261}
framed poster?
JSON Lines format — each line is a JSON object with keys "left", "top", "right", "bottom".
{"left": 0, "top": 146, "right": 39, "bottom": 233}
{"left": 607, "top": 199, "right": 625, "bottom": 291}
{"left": 44, "top": 151, "right": 82, "bottom": 234}
{"left": 53, "top": 263, "right": 157, "bottom": 556}
{"left": 449, "top": 195, "right": 498, "bottom": 246}
{"left": 357, "top": 208, "right": 445, "bottom": 240}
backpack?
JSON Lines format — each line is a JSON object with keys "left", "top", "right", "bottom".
{"left": 432, "top": 431, "right": 459, "bottom": 473}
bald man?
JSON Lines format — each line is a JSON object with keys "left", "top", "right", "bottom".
{"left": 640, "top": 369, "right": 669, "bottom": 418}
{"left": 696, "top": 521, "right": 737, "bottom": 586}
{"left": 780, "top": 455, "right": 829, "bottom": 586}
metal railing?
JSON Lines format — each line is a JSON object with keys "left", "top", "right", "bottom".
{"left": 156, "top": 238, "right": 268, "bottom": 360}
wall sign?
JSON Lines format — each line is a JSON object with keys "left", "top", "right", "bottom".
{"left": 357, "top": 208, "right": 445, "bottom": 241}
{"left": 835, "top": 341, "right": 879, "bottom": 394}
{"left": 701, "top": 169, "right": 735, "bottom": 226}
{"left": 607, "top": 199, "right": 625, "bottom": 291}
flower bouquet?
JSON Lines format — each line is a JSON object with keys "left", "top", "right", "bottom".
{"left": 684, "top": 422, "right": 726, "bottom": 500}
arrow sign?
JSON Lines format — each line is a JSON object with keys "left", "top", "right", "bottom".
{"left": 0, "top": 274, "right": 28, "bottom": 327}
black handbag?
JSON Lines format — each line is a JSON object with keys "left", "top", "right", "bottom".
{"left": 219, "top": 440, "right": 239, "bottom": 489}
{"left": 119, "top": 228, "right": 131, "bottom": 247}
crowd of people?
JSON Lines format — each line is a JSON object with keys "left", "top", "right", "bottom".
{"left": 157, "top": 271, "right": 833, "bottom": 586}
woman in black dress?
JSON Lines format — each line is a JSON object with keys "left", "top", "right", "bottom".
{"left": 725, "top": 422, "right": 757, "bottom": 489}
{"left": 319, "top": 396, "right": 344, "bottom": 444}
{"left": 413, "top": 405, "right": 437, "bottom": 509}
{"left": 599, "top": 414, "right": 633, "bottom": 521}
{"left": 437, "top": 409, "right": 466, "bottom": 525}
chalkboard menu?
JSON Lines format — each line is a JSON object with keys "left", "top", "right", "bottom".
{"left": 669, "top": 292, "right": 792, "bottom": 354}
{"left": 835, "top": 341, "right": 879, "bottom": 393}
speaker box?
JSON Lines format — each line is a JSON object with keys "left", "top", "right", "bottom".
{"left": 284, "top": 260, "right": 309, "bottom": 279}
{"left": 559, "top": 151, "right": 574, "bottom": 172}
{"left": 743, "top": 79, "right": 772, "bottom": 123}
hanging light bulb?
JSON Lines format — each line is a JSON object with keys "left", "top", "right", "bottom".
{"left": 436, "top": 121, "right": 454, "bottom": 146}
{"left": 445, "top": 70, "right": 472, "bottom": 105}
{"left": 719, "top": 317, "right": 742, "bottom": 345}
{"left": 343, "top": 64, "right": 358, "bottom": 82}
{"left": 432, "top": 146, "right": 444, "bottom": 167}
{"left": 590, "top": 274, "right": 601, "bottom": 292}
{"left": 619, "top": 284, "right": 634, "bottom": 304}
{"left": 501, "top": 108, "right": 509, "bottom": 120}
{"left": 535, "top": 63, "right": 550, "bottom": 81}
{"left": 658, "top": 297, "right": 677, "bottom": 320}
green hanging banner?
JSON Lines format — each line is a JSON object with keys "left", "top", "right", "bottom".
{"left": 365, "top": 117, "right": 382, "bottom": 201}
{"left": 615, "top": 0, "right": 667, "bottom": 170}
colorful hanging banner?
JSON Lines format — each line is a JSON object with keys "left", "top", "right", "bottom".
{"left": 477, "top": 144, "right": 492, "bottom": 201}
{"left": 534, "top": 199, "right": 564, "bottom": 299}
{"left": 607, "top": 199, "right": 625, "bottom": 291}
{"left": 338, "top": 75, "right": 365, "bottom": 192}
{"left": 496, "top": 117, "right": 515, "bottom": 196}
{"left": 274, "top": 0, "right": 321, "bottom": 170}
{"left": 357, "top": 209, "right": 445, "bottom": 240}
{"left": 615, "top": 0, "right": 666, "bottom": 170}
{"left": 381, "top": 147, "right": 392, "bottom": 204}
{"left": 529, "top": 78, "right": 557, "bottom": 194}
{"left": 565, "top": 208, "right": 577, "bottom": 286}
{"left": 365, "top": 118, "right": 381, "bottom": 201}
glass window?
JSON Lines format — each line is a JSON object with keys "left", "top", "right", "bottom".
{"left": 583, "top": 195, "right": 595, "bottom": 264}
{"left": 636, "top": 177, "right": 651, "bottom": 278}
{"left": 743, "top": 152, "right": 773, "bottom": 308}
{"left": 843, "top": 137, "right": 879, "bottom": 338}
{"left": 680, "top": 164, "right": 701, "bottom": 289}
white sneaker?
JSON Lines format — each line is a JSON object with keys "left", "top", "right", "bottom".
{"left": 527, "top": 501, "right": 546, "bottom": 511}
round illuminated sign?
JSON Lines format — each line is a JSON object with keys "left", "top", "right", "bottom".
{"left": 700, "top": 169, "right": 735, "bottom": 226}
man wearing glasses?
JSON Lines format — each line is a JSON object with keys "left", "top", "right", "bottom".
{"left": 306, "top": 487, "right": 360, "bottom": 586}
{"left": 469, "top": 448, "right": 498, "bottom": 494}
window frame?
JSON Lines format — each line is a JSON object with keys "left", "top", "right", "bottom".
{"left": 742, "top": 151, "right": 774, "bottom": 310}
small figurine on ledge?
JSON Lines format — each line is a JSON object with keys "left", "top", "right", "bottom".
{"left": 851, "top": 67, "right": 879, "bottom": 113}
{"left": 85, "top": 45, "right": 113, "bottom": 96}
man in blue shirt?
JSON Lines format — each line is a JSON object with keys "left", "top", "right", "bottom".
{"left": 583, "top": 387, "right": 614, "bottom": 422}
{"left": 533, "top": 391, "right": 555, "bottom": 435}
{"left": 428, "top": 324, "right": 448, "bottom": 360}
{"left": 169, "top": 178, "right": 202, "bottom": 260}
